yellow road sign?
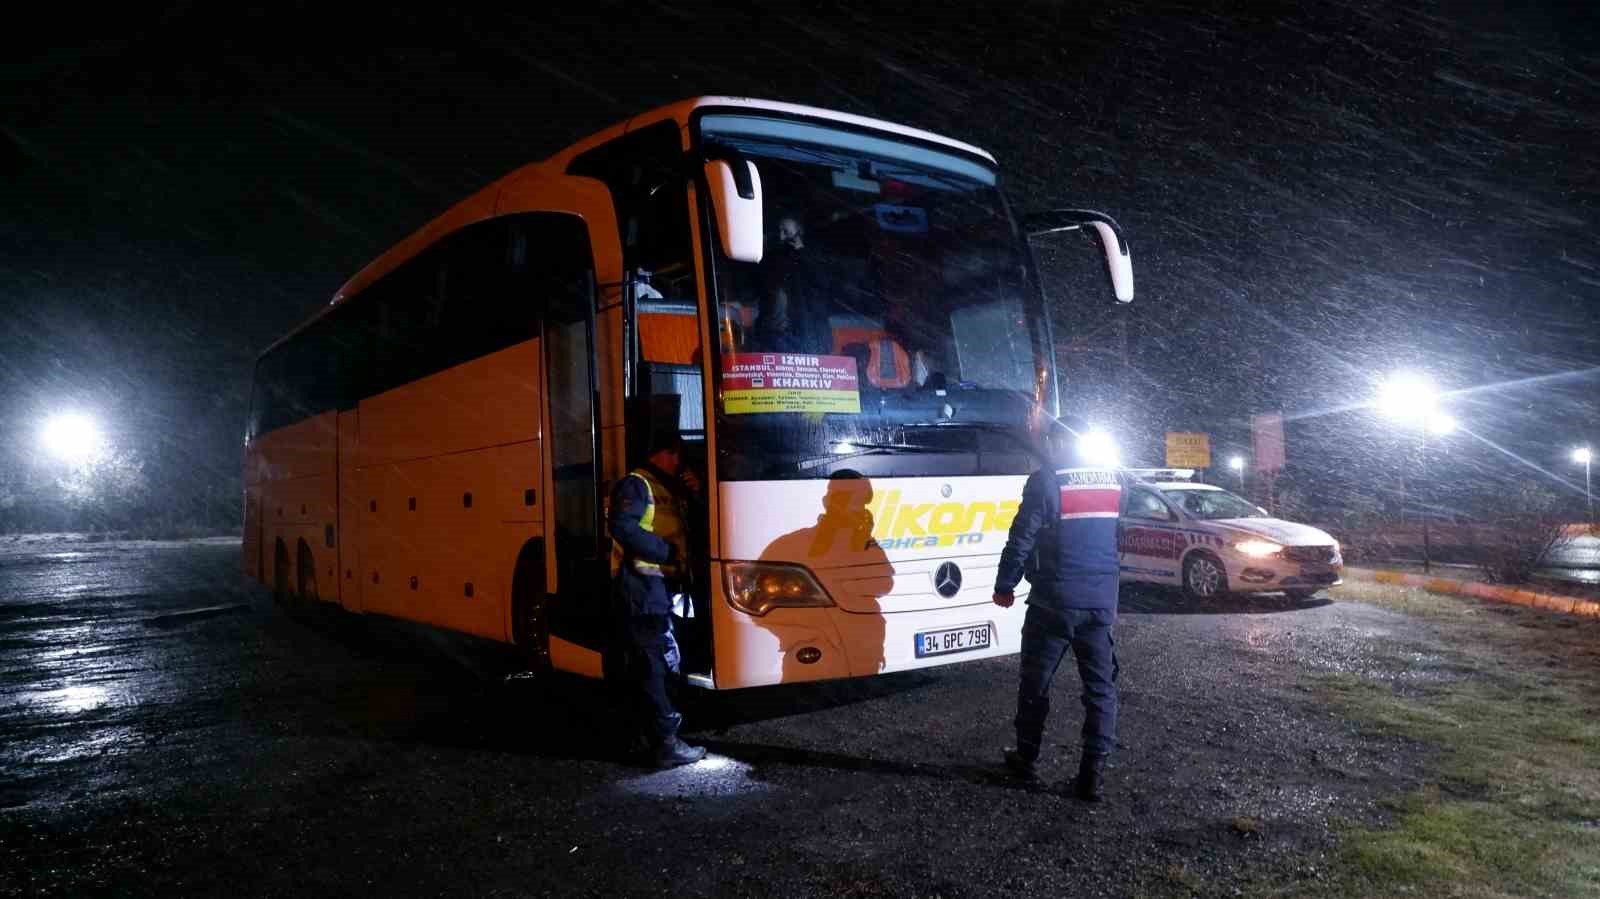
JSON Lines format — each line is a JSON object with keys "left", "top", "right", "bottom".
{"left": 1165, "top": 432, "right": 1212, "bottom": 468}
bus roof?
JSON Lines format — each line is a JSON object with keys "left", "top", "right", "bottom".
{"left": 541, "top": 96, "right": 997, "bottom": 172}
{"left": 260, "top": 97, "right": 997, "bottom": 360}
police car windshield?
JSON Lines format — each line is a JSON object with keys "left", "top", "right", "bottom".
{"left": 700, "top": 114, "right": 1051, "bottom": 481}
{"left": 1159, "top": 487, "right": 1265, "bottom": 520}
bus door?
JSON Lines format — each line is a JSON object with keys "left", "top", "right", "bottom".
{"left": 570, "top": 120, "right": 713, "bottom": 678}
{"left": 541, "top": 245, "right": 610, "bottom": 654}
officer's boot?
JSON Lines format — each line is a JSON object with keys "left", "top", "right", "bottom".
{"left": 998, "top": 742, "right": 1036, "bottom": 777}
{"left": 655, "top": 736, "right": 706, "bottom": 769}
{"left": 1004, "top": 697, "right": 1047, "bottom": 780}
{"left": 1072, "top": 752, "right": 1107, "bottom": 802}
{"left": 653, "top": 713, "right": 706, "bottom": 769}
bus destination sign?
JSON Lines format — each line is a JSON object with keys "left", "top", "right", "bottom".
{"left": 721, "top": 353, "right": 862, "bottom": 415}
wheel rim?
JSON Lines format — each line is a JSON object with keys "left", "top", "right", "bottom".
{"left": 1188, "top": 558, "right": 1222, "bottom": 597}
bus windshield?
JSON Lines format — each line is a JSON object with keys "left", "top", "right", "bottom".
{"left": 701, "top": 114, "right": 1051, "bottom": 481}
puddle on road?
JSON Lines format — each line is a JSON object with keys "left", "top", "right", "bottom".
{"left": 21, "top": 723, "right": 143, "bottom": 765}
{"left": 33, "top": 684, "right": 115, "bottom": 713}
{"left": 3, "top": 681, "right": 141, "bottom": 720}
{"left": 27, "top": 642, "right": 122, "bottom": 664}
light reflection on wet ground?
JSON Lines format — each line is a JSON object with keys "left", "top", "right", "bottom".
{"left": 30, "top": 684, "right": 115, "bottom": 713}
{"left": 614, "top": 754, "right": 772, "bottom": 799}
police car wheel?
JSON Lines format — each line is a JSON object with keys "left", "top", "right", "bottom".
{"left": 1182, "top": 553, "right": 1228, "bottom": 600}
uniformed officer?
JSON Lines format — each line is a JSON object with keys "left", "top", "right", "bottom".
{"left": 607, "top": 429, "right": 706, "bottom": 768}
{"left": 991, "top": 445, "right": 1122, "bottom": 801}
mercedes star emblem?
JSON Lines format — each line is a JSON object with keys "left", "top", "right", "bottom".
{"left": 934, "top": 562, "right": 963, "bottom": 598}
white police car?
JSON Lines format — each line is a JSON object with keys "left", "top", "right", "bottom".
{"left": 1118, "top": 473, "right": 1342, "bottom": 600}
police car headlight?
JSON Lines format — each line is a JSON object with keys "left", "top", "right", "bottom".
{"left": 1235, "top": 540, "right": 1283, "bottom": 557}
{"left": 723, "top": 562, "right": 835, "bottom": 616}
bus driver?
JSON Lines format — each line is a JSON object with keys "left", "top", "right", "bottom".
{"left": 754, "top": 213, "right": 828, "bottom": 354}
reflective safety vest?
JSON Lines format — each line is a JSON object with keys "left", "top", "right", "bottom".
{"left": 610, "top": 467, "right": 689, "bottom": 580}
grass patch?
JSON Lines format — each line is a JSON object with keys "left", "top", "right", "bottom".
{"left": 1301, "top": 582, "right": 1600, "bottom": 897}
{"left": 1161, "top": 862, "right": 1206, "bottom": 893}
{"left": 1338, "top": 579, "right": 1492, "bottom": 622}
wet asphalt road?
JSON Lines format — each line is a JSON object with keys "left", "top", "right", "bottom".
{"left": 1, "top": 538, "right": 1428, "bottom": 897}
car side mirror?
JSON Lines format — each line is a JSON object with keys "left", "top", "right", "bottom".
{"left": 704, "top": 159, "right": 763, "bottom": 264}
{"left": 1023, "top": 209, "right": 1133, "bottom": 303}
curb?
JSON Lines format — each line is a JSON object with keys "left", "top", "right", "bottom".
{"left": 1344, "top": 567, "right": 1600, "bottom": 619}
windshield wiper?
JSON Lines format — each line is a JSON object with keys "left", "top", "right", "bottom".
{"left": 794, "top": 441, "right": 951, "bottom": 471}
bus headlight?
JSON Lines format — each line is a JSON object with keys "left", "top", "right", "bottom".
{"left": 1235, "top": 540, "right": 1283, "bottom": 557}
{"left": 723, "top": 562, "right": 835, "bottom": 616}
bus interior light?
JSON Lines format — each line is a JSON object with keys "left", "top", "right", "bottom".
{"left": 723, "top": 561, "right": 835, "bottom": 616}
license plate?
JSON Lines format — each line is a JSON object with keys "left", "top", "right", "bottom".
{"left": 914, "top": 624, "right": 992, "bottom": 658}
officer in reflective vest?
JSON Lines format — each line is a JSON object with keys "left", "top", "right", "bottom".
{"left": 607, "top": 429, "right": 706, "bottom": 768}
{"left": 992, "top": 445, "right": 1122, "bottom": 801}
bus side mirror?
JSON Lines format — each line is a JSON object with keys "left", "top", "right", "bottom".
{"left": 704, "top": 159, "right": 764, "bottom": 264}
{"left": 1023, "top": 209, "right": 1134, "bottom": 304}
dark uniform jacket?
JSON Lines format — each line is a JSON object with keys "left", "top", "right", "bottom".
{"left": 994, "top": 466, "right": 1122, "bottom": 611}
{"left": 608, "top": 465, "right": 685, "bottom": 617}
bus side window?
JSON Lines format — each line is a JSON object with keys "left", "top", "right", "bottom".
{"left": 436, "top": 219, "right": 541, "bottom": 366}
{"left": 371, "top": 253, "right": 444, "bottom": 391}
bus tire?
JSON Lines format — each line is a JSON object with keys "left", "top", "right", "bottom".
{"left": 1182, "top": 551, "right": 1229, "bottom": 601}
{"left": 297, "top": 538, "right": 319, "bottom": 602}
{"left": 511, "top": 538, "right": 550, "bottom": 671}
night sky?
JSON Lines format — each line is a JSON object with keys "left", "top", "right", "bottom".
{"left": 5, "top": 0, "right": 1599, "bottom": 529}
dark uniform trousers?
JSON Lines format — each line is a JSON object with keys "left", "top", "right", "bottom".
{"left": 1015, "top": 603, "right": 1119, "bottom": 759}
{"left": 610, "top": 605, "right": 681, "bottom": 741}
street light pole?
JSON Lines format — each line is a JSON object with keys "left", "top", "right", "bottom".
{"left": 1576, "top": 447, "right": 1594, "bottom": 525}
{"left": 1376, "top": 373, "right": 1454, "bottom": 575}
{"left": 1420, "top": 434, "right": 1431, "bottom": 574}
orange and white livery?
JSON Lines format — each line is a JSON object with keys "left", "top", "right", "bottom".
{"left": 243, "top": 97, "right": 1133, "bottom": 689}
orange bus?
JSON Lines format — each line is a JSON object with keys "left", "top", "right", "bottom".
{"left": 243, "top": 96, "right": 1132, "bottom": 689}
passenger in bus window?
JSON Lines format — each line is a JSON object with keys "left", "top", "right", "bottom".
{"left": 606, "top": 429, "right": 707, "bottom": 768}
{"left": 629, "top": 269, "right": 665, "bottom": 303}
{"left": 755, "top": 213, "right": 828, "bottom": 353}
